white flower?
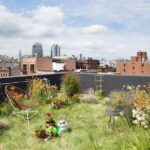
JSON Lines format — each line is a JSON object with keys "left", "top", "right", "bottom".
{"left": 144, "top": 125, "right": 149, "bottom": 129}
{"left": 132, "top": 109, "right": 137, "bottom": 117}
{"left": 115, "top": 116, "right": 118, "bottom": 120}
{"left": 120, "top": 111, "right": 124, "bottom": 116}
{"left": 122, "top": 85, "right": 126, "bottom": 88}
{"left": 133, "top": 120, "right": 139, "bottom": 124}
{"left": 136, "top": 115, "right": 145, "bottom": 121}
{"left": 127, "top": 85, "right": 132, "bottom": 90}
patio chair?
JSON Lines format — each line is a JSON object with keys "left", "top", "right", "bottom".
{"left": 106, "top": 92, "right": 134, "bottom": 129}
{"left": 5, "top": 85, "right": 38, "bottom": 126}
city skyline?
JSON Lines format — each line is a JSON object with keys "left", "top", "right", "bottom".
{"left": 0, "top": 0, "right": 150, "bottom": 59}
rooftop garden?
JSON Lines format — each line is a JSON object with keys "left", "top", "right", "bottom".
{"left": 0, "top": 73, "right": 150, "bottom": 150}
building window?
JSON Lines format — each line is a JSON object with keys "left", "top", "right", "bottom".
{"left": 30, "top": 64, "right": 35, "bottom": 73}
{"left": 142, "top": 63, "right": 144, "bottom": 67}
{"left": 124, "top": 69, "right": 126, "bottom": 72}
{"left": 22, "top": 64, "right": 27, "bottom": 75}
{"left": 132, "top": 66, "right": 134, "bottom": 70}
{"left": 124, "top": 64, "right": 126, "bottom": 67}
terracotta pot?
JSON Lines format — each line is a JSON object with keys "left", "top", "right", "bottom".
{"left": 46, "top": 122, "right": 56, "bottom": 128}
{"left": 35, "top": 130, "right": 46, "bottom": 139}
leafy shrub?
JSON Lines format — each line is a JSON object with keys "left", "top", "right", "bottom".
{"left": 52, "top": 93, "right": 69, "bottom": 109}
{"left": 52, "top": 92, "right": 80, "bottom": 109}
{"left": 45, "top": 85, "right": 58, "bottom": 102}
{"left": 132, "top": 89, "right": 150, "bottom": 128}
{"left": 134, "top": 90, "right": 150, "bottom": 111}
{"left": 61, "top": 73, "right": 80, "bottom": 97}
{"left": 52, "top": 73, "right": 80, "bottom": 109}
{"left": 71, "top": 94, "right": 80, "bottom": 103}
{"left": 28, "top": 78, "right": 45, "bottom": 102}
{"left": 95, "top": 89, "right": 104, "bottom": 101}
{"left": 117, "top": 85, "right": 150, "bottom": 129}
{"left": 28, "top": 78, "right": 58, "bottom": 105}
{"left": 109, "top": 91, "right": 127, "bottom": 107}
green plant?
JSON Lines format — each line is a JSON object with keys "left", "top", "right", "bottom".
{"left": 28, "top": 78, "right": 45, "bottom": 103}
{"left": 28, "top": 78, "right": 58, "bottom": 105}
{"left": 61, "top": 73, "right": 80, "bottom": 97}
{"left": 131, "top": 89, "right": 150, "bottom": 128}
{"left": 35, "top": 125, "right": 44, "bottom": 134}
{"left": 71, "top": 94, "right": 80, "bottom": 103}
{"left": 44, "top": 85, "right": 58, "bottom": 103}
{"left": 45, "top": 112, "right": 55, "bottom": 123}
{"left": 109, "top": 91, "right": 127, "bottom": 107}
{"left": 52, "top": 73, "right": 80, "bottom": 109}
{"left": 52, "top": 93, "right": 69, "bottom": 109}
{"left": 95, "top": 89, "right": 104, "bottom": 101}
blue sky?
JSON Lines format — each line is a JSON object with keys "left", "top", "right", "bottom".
{"left": 0, "top": 0, "right": 150, "bottom": 59}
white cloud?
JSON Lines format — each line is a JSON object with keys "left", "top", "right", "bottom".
{"left": 0, "top": 1, "right": 150, "bottom": 59}
{"left": 31, "top": 6, "right": 64, "bottom": 25}
{"left": 82, "top": 25, "right": 108, "bottom": 34}
{"left": 0, "top": 5, "right": 64, "bottom": 38}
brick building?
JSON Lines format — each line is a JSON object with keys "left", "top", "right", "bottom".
{"left": 20, "top": 56, "right": 52, "bottom": 75}
{"left": 52, "top": 58, "right": 76, "bottom": 71}
{"left": 116, "top": 51, "right": 150, "bottom": 75}
{"left": 20, "top": 56, "right": 76, "bottom": 75}
{"left": 76, "top": 58, "right": 100, "bottom": 71}
{"left": 98, "top": 65, "right": 113, "bottom": 73}
{"left": 0, "top": 68, "right": 9, "bottom": 77}
{"left": 0, "top": 60, "right": 20, "bottom": 77}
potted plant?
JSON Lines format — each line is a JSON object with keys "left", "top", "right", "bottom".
{"left": 35, "top": 125, "right": 46, "bottom": 139}
{"left": 45, "top": 112, "right": 56, "bottom": 128}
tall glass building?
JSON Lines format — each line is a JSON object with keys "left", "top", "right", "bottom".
{"left": 51, "top": 44, "right": 61, "bottom": 58}
{"left": 32, "top": 42, "right": 43, "bottom": 57}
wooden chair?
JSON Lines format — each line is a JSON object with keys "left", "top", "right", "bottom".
{"left": 5, "top": 85, "right": 38, "bottom": 126}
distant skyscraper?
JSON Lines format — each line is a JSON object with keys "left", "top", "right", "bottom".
{"left": 51, "top": 44, "right": 60, "bottom": 58}
{"left": 79, "top": 53, "right": 83, "bottom": 60}
{"left": 19, "top": 49, "right": 22, "bottom": 60}
{"left": 32, "top": 42, "right": 43, "bottom": 57}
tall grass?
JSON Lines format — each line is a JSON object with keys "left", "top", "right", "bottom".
{"left": 0, "top": 103, "right": 149, "bottom": 150}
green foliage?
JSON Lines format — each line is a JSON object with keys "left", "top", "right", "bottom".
{"left": 52, "top": 73, "right": 80, "bottom": 109}
{"left": 28, "top": 78, "right": 45, "bottom": 103}
{"left": 95, "top": 89, "right": 104, "bottom": 101}
{"left": 0, "top": 101, "right": 13, "bottom": 117}
{"left": 28, "top": 78, "right": 58, "bottom": 105}
{"left": 61, "top": 73, "right": 80, "bottom": 97}
{"left": 109, "top": 91, "right": 127, "bottom": 107}
{"left": 35, "top": 125, "right": 44, "bottom": 134}
{"left": 53, "top": 93, "right": 69, "bottom": 109}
